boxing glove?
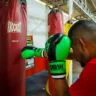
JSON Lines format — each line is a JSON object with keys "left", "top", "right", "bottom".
{"left": 21, "top": 46, "right": 44, "bottom": 59}
{"left": 45, "top": 33, "right": 71, "bottom": 78}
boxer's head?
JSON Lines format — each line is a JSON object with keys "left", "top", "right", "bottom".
{"left": 68, "top": 20, "right": 96, "bottom": 67}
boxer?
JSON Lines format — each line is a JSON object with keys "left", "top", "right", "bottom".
{"left": 46, "top": 20, "right": 96, "bottom": 96}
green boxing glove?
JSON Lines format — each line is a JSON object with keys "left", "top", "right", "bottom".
{"left": 45, "top": 33, "right": 71, "bottom": 79}
{"left": 21, "top": 46, "right": 44, "bottom": 59}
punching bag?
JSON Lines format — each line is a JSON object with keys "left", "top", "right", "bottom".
{"left": 48, "top": 9, "right": 64, "bottom": 37}
{"left": 0, "top": 0, "right": 27, "bottom": 96}
{"left": 48, "top": 9, "right": 64, "bottom": 96}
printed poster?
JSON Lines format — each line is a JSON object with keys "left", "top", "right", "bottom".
{"left": 26, "top": 35, "right": 34, "bottom": 69}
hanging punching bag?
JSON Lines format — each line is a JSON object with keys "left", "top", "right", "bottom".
{"left": 48, "top": 9, "right": 64, "bottom": 36}
{"left": 0, "top": 0, "right": 27, "bottom": 96}
{"left": 47, "top": 9, "right": 64, "bottom": 96}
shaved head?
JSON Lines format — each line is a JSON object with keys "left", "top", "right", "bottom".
{"left": 68, "top": 20, "right": 96, "bottom": 67}
{"left": 68, "top": 20, "right": 96, "bottom": 45}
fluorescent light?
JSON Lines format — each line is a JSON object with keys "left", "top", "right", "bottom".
{"left": 35, "top": 0, "right": 77, "bottom": 21}
{"left": 35, "top": 0, "right": 46, "bottom": 6}
{"left": 35, "top": 0, "right": 53, "bottom": 8}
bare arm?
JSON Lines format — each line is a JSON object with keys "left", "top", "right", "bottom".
{"left": 54, "top": 78, "right": 70, "bottom": 96}
{"left": 43, "top": 49, "right": 74, "bottom": 96}
{"left": 43, "top": 50, "right": 48, "bottom": 58}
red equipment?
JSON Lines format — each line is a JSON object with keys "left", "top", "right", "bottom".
{"left": 0, "top": 0, "right": 27, "bottom": 96}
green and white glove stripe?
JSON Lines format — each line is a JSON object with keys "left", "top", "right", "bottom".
{"left": 50, "top": 61, "right": 66, "bottom": 78}
{"left": 45, "top": 33, "right": 71, "bottom": 79}
{"left": 50, "top": 61, "right": 66, "bottom": 74}
{"left": 50, "top": 62, "right": 66, "bottom": 79}
{"left": 52, "top": 74, "right": 66, "bottom": 78}
{"left": 35, "top": 48, "right": 45, "bottom": 57}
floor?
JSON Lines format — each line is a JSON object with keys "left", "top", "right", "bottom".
{"left": 26, "top": 60, "right": 83, "bottom": 96}
{"left": 26, "top": 71, "right": 48, "bottom": 96}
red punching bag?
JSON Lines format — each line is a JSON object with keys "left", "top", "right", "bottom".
{"left": 48, "top": 9, "right": 64, "bottom": 36}
{"left": 48, "top": 9, "right": 64, "bottom": 96}
{"left": 0, "top": 0, "right": 27, "bottom": 96}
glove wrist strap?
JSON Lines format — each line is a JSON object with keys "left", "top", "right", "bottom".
{"left": 49, "top": 61, "right": 66, "bottom": 79}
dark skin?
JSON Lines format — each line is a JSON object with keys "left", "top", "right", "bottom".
{"left": 55, "top": 78, "right": 70, "bottom": 96}
{"left": 44, "top": 37, "right": 96, "bottom": 96}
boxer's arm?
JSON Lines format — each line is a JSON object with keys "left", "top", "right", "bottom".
{"left": 53, "top": 49, "right": 73, "bottom": 96}
{"left": 43, "top": 49, "right": 73, "bottom": 96}
{"left": 54, "top": 78, "right": 70, "bottom": 96}
{"left": 43, "top": 50, "right": 48, "bottom": 58}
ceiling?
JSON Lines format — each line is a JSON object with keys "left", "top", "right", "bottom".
{"left": 40, "top": 0, "right": 96, "bottom": 21}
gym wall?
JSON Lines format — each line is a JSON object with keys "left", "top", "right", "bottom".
{"left": 27, "top": 0, "right": 70, "bottom": 48}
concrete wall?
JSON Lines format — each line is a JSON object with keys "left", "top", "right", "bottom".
{"left": 27, "top": 0, "right": 49, "bottom": 48}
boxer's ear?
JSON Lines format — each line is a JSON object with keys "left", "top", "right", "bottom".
{"left": 79, "top": 38, "right": 87, "bottom": 51}
{"left": 79, "top": 38, "right": 85, "bottom": 45}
